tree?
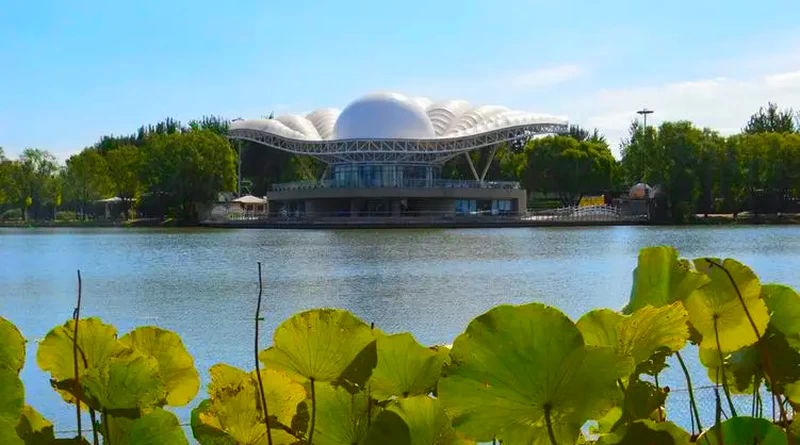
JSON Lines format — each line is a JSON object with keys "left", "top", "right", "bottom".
{"left": 106, "top": 145, "right": 142, "bottom": 219}
{"left": 743, "top": 102, "right": 797, "bottom": 134}
{"left": 63, "top": 149, "right": 111, "bottom": 219}
{"left": 14, "top": 149, "right": 59, "bottom": 220}
{"left": 513, "top": 135, "right": 616, "bottom": 206}
{"left": 563, "top": 124, "right": 607, "bottom": 144}
{"left": 141, "top": 129, "right": 236, "bottom": 221}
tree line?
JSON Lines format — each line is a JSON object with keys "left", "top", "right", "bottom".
{"left": 1, "top": 103, "right": 798, "bottom": 223}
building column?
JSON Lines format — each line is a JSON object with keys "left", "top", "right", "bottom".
{"left": 391, "top": 200, "right": 401, "bottom": 217}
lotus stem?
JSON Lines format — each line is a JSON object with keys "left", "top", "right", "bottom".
{"left": 309, "top": 378, "right": 317, "bottom": 445}
{"left": 544, "top": 403, "right": 558, "bottom": 445}
{"left": 73, "top": 270, "right": 82, "bottom": 440}
{"left": 676, "top": 351, "right": 703, "bottom": 432}
{"left": 714, "top": 317, "right": 738, "bottom": 417}
{"left": 102, "top": 409, "right": 111, "bottom": 444}
{"left": 254, "top": 262, "right": 273, "bottom": 445}
{"left": 89, "top": 408, "right": 99, "bottom": 445}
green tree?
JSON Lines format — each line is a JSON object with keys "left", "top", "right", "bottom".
{"left": 106, "top": 145, "right": 142, "bottom": 219}
{"left": 744, "top": 102, "right": 797, "bottom": 134}
{"left": 141, "top": 129, "right": 236, "bottom": 221}
{"left": 13, "top": 149, "right": 59, "bottom": 220}
{"left": 718, "top": 135, "right": 746, "bottom": 216}
{"left": 63, "top": 149, "right": 112, "bottom": 219}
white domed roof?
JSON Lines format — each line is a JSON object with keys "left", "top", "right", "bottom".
{"left": 333, "top": 92, "right": 436, "bottom": 140}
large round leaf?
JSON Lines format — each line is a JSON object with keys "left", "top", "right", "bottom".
{"left": 369, "top": 333, "right": 448, "bottom": 400}
{"left": 15, "top": 405, "right": 55, "bottom": 445}
{"left": 128, "top": 408, "right": 190, "bottom": 445}
{"left": 685, "top": 258, "right": 769, "bottom": 352}
{"left": 0, "top": 317, "right": 25, "bottom": 373}
{"left": 0, "top": 417, "right": 24, "bottom": 445}
{"left": 37, "top": 317, "right": 126, "bottom": 404}
{"left": 624, "top": 246, "right": 709, "bottom": 314}
{"left": 259, "top": 309, "right": 376, "bottom": 385}
{"left": 597, "top": 420, "right": 689, "bottom": 445}
{"left": 578, "top": 303, "right": 688, "bottom": 378}
{"left": 309, "top": 383, "right": 372, "bottom": 445}
{"left": 120, "top": 326, "right": 200, "bottom": 407}
{"left": 697, "top": 416, "right": 787, "bottom": 445}
{"left": 763, "top": 284, "right": 800, "bottom": 349}
{"left": 365, "top": 396, "right": 473, "bottom": 445}
{"left": 0, "top": 366, "right": 24, "bottom": 425}
{"left": 439, "top": 303, "right": 618, "bottom": 445}
{"left": 80, "top": 348, "right": 166, "bottom": 411}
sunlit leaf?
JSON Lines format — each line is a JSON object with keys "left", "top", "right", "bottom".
{"left": 439, "top": 303, "right": 619, "bottom": 445}
{"left": 310, "top": 383, "right": 372, "bottom": 445}
{"left": 120, "top": 326, "right": 200, "bottom": 407}
{"left": 597, "top": 420, "right": 689, "bottom": 445}
{"left": 259, "top": 309, "right": 376, "bottom": 386}
{"left": 0, "top": 418, "right": 24, "bottom": 445}
{"left": 685, "top": 258, "right": 769, "bottom": 352}
{"left": 763, "top": 284, "right": 800, "bottom": 349}
{"left": 0, "top": 317, "right": 26, "bottom": 373}
{"left": 128, "top": 408, "right": 190, "bottom": 445}
{"left": 578, "top": 303, "right": 688, "bottom": 378}
{"left": 0, "top": 366, "right": 24, "bottom": 426}
{"left": 80, "top": 348, "right": 166, "bottom": 411}
{"left": 624, "top": 246, "right": 709, "bottom": 314}
{"left": 369, "top": 333, "right": 447, "bottom": 400}
{"left": 207, "top": 363, "right": 248, "bottom": 397}
{"left": 697, "top": 416, "right": 787, "bottom": 445}
{"left": 191, "top": 400, "right": 236, "bottom": 445}
{"left": 15, "top": 405, "right": 55, "bottom": 445}
{"left": 365, "top": 396, "right": 473, "bottom": 445}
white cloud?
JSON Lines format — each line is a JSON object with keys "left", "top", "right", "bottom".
{"left": 569, "top": 70, "right": 800, "bottom": 156}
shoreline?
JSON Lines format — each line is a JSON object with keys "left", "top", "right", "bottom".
{"left": 3, "top": 214, "right": 800, "bottom": 229}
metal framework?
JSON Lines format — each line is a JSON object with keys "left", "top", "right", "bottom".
{"left": 228, "top": 122, "right": 567, "bottom": 165}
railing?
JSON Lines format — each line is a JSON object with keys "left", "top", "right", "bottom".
{"left": 271, "top": 178, "right": 521, "bottom": 192}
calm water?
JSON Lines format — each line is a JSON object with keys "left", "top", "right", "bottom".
{"left": 2, "top": 226, "right": 800, "bottom": 436}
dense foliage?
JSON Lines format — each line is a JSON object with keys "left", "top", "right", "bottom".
{"left": 1, "top": 103, "right": 800, "bottom": 223}
{"left": 3, "top": 246, "right": 800, "bottom": 444}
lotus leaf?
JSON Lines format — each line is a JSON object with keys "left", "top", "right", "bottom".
{"left": 597, "top": 420, "right": 689, "bottom": 445}
{"left": 0, "top": 366, "right": 24, "bottom": 426}
{"left": 308, "top": 382, "right": 372, "bottom": 445}
{"left": 763, "top": 284, "right": 800, "bottom": 349}
{"left": 259, "top": 309, "right": 376, "bottom": 386}
{"left": 369, "top": 333, "right": 447, "bottom": 400}
{"left": 0, "top": 418, "right": 24, "bottom": 445}
{"left": 578, "top": 303, "right": 688, "bottom": 378}
{"left": 685, "top": 258, "right": 769, "bottom": 352}
{"left": 120, "top": 326, "right": 200, "bottom": 407}
{"left": 127, "top": 408, "right": 190, "bottom": 445}
{"left": 439, "top": 303, "right": 619, "bottom": 445}
{"left": 365, "top": 396, "right": 472, "bottom": 445}
{"left": 15, "top": 405, "right": 55, "bottom": 445}
{"left": 624, "top": 246, "right": 709, "bottom": 314}
{"left": 193, "top": 365, "right": 305, "bottom": 445}
{"left": 696, "top": 416, "right": 787, "bottom": 445}
{"left": 698, "top": 346, "right": 759, "bottom": 394}
{"left": 0, "top": 317, "right": 25, "bottom": 373}
{"left": 80, "top": 348, "right": 166, "bottom": 411}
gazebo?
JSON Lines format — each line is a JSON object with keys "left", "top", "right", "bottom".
{"left": 232, "top": 195, "right": 267, "bottom": 216}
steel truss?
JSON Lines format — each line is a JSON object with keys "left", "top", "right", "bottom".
{"left": 228, "top": 122, "right": 567, "bottom": 165}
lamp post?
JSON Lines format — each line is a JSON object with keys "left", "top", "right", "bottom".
{"left": 636, "top": 108, "right": 654, "bottom": 130}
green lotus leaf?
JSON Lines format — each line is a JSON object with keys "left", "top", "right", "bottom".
{"left": 0, "top": 317, "right": 25, "bottom": 374}
{"left": 195, "top": 366, "right": 305, "bottom": 445}
{"left": 685, "top": 258, "right": 769, "bottom": 352}
{"left": 697, "top": 416, "right": 787, "bottom": 445}
{"left": 698, "top": 346, "right": 759, "bottom": 394}
{"left": 369, "top": 333, "right": 447, "bottom": 400}
{"left": 309, "top": 383, "right": 372, "bottom": 445}
{"left": 0, "top": 417, "right": 24, "bottom": 445}
{"left": 617, "top": 380, "right": 667, "bottom": 426}
{"left": 259, "top": 309, "right": 376, "bottom": 386}
{"left": 120, "top": 326, "right": 200, "bottom": 407}
{"left": 99, "top": 413, "right": 136, "bottom": 445}
{"left": 578, "top": 303, "right": 688, "bottom": 378}
{"left": 439, "top": 303, "right": 619, "bottom": 445}
{"left": 624, "top": 246, "right": 709, "bottom": 314}
{"left": 597, "top": 420, "right": 689, "bottom": 445}
{"left": 365, "top": 396, "right": 473, "bottom": 445}
{"left": 763, "top": 284, "right": 800, "bottom": 349}
{"left": 37, "top": 318, "right": 126, "bottom": 405}
{"left": 80, "top": 348, "right": 166, "bottom": 411}
{"left": 15, "top": 405, "right": 55, "bottom": 445}
{"left": 127, "top": 408, "right": 190, "bottom": 445}
{"left": 0, "top": 366, "right": 24, "bottom": 426}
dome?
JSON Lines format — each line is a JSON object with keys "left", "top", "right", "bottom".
{"left": 333, "top": 92, "right": 436, "bottom": 140}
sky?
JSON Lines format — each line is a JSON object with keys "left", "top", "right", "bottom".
{"left": 1, "top": 0, "right": 799, "bottom": 162}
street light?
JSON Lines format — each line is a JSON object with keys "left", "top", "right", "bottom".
{"left": 636, "top": 108, "right": 654, "bottom": 130}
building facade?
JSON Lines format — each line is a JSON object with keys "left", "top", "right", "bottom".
{"left": 228, "top": 92, "right": 567, "bottom": 218}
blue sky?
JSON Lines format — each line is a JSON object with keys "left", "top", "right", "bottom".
{"left": 2, "top": 0, "right": 799, "bottom": 161}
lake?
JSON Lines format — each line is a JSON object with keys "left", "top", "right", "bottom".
{"left": 2, "top": 225, "right": 800, "bottom": 438}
